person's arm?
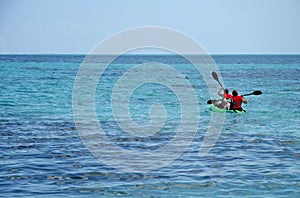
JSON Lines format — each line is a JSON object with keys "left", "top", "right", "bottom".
{"left": 218, "top": 88, "right": 224, "bottom": 97}
{"left": 242, "top": 96, "right": 248, "bottom": 104}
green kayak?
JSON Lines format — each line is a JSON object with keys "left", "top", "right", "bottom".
{"left": 210, "top": 104, "right": 246, "bottom": 114}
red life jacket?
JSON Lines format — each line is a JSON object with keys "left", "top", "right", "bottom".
{"left": 224, "top": 93, "right": 232, "bottom": 99}
{"left": 231, "top": 96, "right": 243, "bottom": 109}
{"left": 221, "top": 94, "right": 232, "bottom": 108}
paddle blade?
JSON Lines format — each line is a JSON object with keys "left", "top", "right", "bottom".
{"left": 212, "top": 71, "right": 219, "bottom": 81}
{"left": 212, "top": 71, "right": 223, "bottom": 87}
{"left": 207, "top": 99, "right": 222, "bottom": 104}
{"left": 242, "top": 90, "right": 262, "bottom": 96}
{"left": 252, "top": 90, "right": 262, "bottom": 95}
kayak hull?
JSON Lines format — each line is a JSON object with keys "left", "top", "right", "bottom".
{"left": 210, "top": 104, "right": 246, "bottom": 114}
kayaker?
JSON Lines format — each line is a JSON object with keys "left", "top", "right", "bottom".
{"left": 230, "top": 90, "right": 248, "bottom": 111}
{"left": 217, "top": 87, "right": 232, "bottom": 109}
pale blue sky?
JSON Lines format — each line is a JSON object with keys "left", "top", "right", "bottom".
{"left": 0, "top": 0, "right": 300, "bottom": 54}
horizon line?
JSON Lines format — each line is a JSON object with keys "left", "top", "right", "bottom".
{"left": 1, "top": 53, "right": 300, "bottom": 55}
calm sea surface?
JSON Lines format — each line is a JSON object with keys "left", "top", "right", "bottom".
{"left": 0, "top": 55, "right": 299, "bottom": 197}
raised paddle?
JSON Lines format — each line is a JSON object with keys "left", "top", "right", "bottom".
{"left": 212, "top": 71, "right": 223, "bottom": 87}
{"left": 241, "top": 90, "right": 262, "bottom": 97}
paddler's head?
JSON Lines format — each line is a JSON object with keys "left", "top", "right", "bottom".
{"left": 232, "top": 90, "right": 238, "bottom": 96}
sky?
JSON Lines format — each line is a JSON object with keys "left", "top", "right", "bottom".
{"left": 0, "top": 0, "right": 300, "bottom": 54}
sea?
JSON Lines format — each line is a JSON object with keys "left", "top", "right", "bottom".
{"left": 0, "top": 54, "right": 299, "bottom": 197}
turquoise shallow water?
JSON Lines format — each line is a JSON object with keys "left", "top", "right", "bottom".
{"left": 0, "top": 55, "right": 299, "bottom": 197}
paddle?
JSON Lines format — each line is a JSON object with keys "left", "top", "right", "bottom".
{"left": 210, "top": 71, "right": 262, "bottom": 104}
{"left": 212, "top": 71, "right": 223, "bottom": 87}
{"left": 241, "top": 90, "right": 262, "bottom": 97}
{"left": 209, "top": 71, "right": 222, "bottom": 105}
{"left": 207, "top": 99, "right": 221, "bottom": 104}
{"left": 207, "top": 90, "right": 262, "bottom": 104}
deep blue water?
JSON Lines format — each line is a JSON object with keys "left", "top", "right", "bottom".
{"left": 0, "top": 55, "right": 299, "bottom": 197}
